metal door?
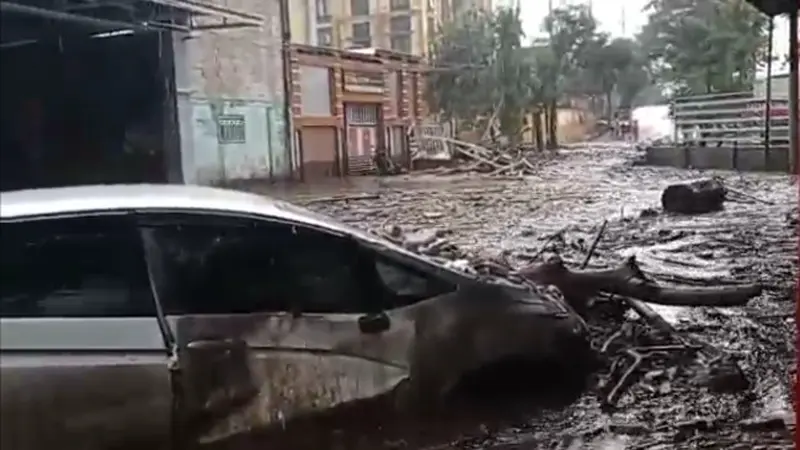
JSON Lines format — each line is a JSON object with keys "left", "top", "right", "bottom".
{"left": 0, "top": 215, "right": 173, "bottom": 450}
{"left": 138, "top": 214, "right": 411, "bottom": 445}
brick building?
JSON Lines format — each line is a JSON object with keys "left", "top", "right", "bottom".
{"left": 289, "top": 44, "right": 427, "bottom": 180}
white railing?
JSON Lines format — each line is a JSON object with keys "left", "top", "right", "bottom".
{"left": 671, "top": 91, "right": 790, "bottom": 146}
{"left": 408, "top": 119, "right": 453, "bottom": 160}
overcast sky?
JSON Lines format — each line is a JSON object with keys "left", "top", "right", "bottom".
{"left": 495, "top": 0, "right": 794, "bottom": 74}
{"left": 510, "top": 0, "right": 650, "bottom": 39}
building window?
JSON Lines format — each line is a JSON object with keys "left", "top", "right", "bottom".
{"left": 316, "top": 27, "right": 333, "bottom": 46}
{"left": 390, "top": 15, "right": 411, "bottom": 53}
{"left": 217, "top": 115, "right": 246, "bottom": 144}
{"left": 350, "top": 0, "right": 369, "bottom": 16}
{"left": 300, "top": 65, "right": 332, "bottom": 116}
{"left": 390, "top": 15, "right": 412, "bottom": 33}
{"left": 351, "top": 22, "right": 371, "bottom": 48}
{"left": 390, "top": 0, "right": 410, "bottom": 10}
{"left": 390, "top": 35, "right": 411, "bottom": 53}
{"left": 315, "top": 0, "right": 331, "bottom": 22}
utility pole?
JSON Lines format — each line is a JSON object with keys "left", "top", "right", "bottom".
{"left": 620, "top": 4, "right": 626, "bottom": 36}
{"left": 789, "top": 10, "right": 798, "bottom": 173}
{"left": 764, "top": 17, "right": 774, "bottom": 157}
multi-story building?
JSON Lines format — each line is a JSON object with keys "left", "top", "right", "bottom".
{"left": 290, "top": 0, "right": 492, "bottom": 56}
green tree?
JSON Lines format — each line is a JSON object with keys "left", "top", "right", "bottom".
{"left": 640, "top": 0, "right": 768, "bottom": 94}
{"left": 540, "top": 4, "right": 604, "bottom": 146}
{"left": 586, "top": 37, "right": 651, "bottom": 113}
{"left": 426, "top": 6, "right": 536, "bottom": 141}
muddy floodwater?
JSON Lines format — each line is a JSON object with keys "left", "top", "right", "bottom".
{"left": 241, "top": 145, "right": 797, "bottom": 449}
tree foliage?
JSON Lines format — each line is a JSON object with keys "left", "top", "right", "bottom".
{"left": 425, "top": 4, "right": 653, "bottom": 145}
{"left": 426, "top": 6, "right": 535, "bottom": 138}
{"left": 639, "top": 0, "right": 768, "bottom": 95}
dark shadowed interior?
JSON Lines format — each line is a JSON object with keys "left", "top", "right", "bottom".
{"left": 0, "top": 0, "right": 177, "bottom": 191}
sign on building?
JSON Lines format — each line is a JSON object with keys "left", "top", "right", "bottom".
{"left": 343, "top": 70, "right": 384, "bottom": 94}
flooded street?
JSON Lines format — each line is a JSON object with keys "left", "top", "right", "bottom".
{"left": 249, "top": 144, "right": 796, "bottom": 449}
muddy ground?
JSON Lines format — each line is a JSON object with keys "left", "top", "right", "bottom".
{"left": 243, "top": 145, "right": 796, "bottom": 449}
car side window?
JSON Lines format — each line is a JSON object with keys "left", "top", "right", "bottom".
{"left": 0, "top": 216, "right": 155, "bottom": 318}
{"left": 143, "top": 217, "right": 371, "bottom": 315}
{"left": 373, "top": 256, "right": 457, "bottom": 307}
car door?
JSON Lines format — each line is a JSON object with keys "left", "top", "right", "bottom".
{"left": 136, "top": 211, "right": 420, "bottom": 444}
{"left": 0, "top": 213, "right": 174, "bottom": 450}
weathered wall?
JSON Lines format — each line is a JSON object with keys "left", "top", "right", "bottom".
{"left": 175, "top": 0, "right": 290, "bottom": 185}
{"left": 644, "top": 145, "right": 790, "bottom": 172}
{"left": 537, "top": 108, "right": 593, "bottom": 145}
{"left": 754, "top": 74, "right": 794, "bottom": 99}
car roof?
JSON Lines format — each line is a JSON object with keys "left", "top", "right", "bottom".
{"left": 0, "top": 184, "right": 360, "bottom": 237}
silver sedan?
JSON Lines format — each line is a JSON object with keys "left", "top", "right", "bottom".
{"left": 0, "top": 184, "right": 590, "bottom": 449}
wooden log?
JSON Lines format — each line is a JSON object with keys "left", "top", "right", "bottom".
{"left": 518, "top": 256, "right": 761, "bottom": 316}
{"left": 660, "top": 178, "right": 726, "bottom": 214}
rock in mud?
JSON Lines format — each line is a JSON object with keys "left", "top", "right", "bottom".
{"left": 706, "top": 360, "right": 751, "bottom": 394}
{"left": 660, "top": 178, "right": 726, "bottom": 215}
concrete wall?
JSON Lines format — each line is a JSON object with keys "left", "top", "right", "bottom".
{"left": 174, "top": 0, "right": 290, "bottom": 185}
{"left": 754, "top": 74, "right": 794, "bottom": 99}
{"left": 516, "top": 107, "right": 593, "bottom": 146}
{"left": 644, "top": 145, "right": 790, "bottom": 172}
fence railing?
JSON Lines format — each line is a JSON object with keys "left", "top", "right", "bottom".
{"left": 408, "top": 120, "right": 453, "bottom": 160}
{"left": 671, "top": 91, "right": 791, "bottom": 147}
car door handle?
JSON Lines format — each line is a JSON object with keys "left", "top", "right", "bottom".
{"left": 186, "top": 338, "right": 240, "bottom": 350}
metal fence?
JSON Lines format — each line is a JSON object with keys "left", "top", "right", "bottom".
{"left": 408, "top": 120, "right": 453, "bottom": 160}
{"left": 671, "top": 91, "right": 791, "bottom": 148}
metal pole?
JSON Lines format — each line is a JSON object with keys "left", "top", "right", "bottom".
{"left": 278, "top": 0, "right": 295, "bottom": 180}
{"left": 789, "top": 10, "right": 798, "bottom": 174}
{"left": 764, "top": 17, "right": 773, "bottom": 157}
{"left": 0, "top": 1, "right": 189, "bottom": 32}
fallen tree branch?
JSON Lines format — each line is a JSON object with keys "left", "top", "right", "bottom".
{"left": 415, "top": 134, "right": 540, "bottom": 176}
{"left": 581, "top": 220, "right": 608, "bottom": 269}
{"left": 518, "top": 255, "right": 762, "bottom": 310}
{"left": 605, "top": 348, "right": 643, "bottom": 407}
{"left": 304, "top": 193, "right": 381, "bottom": 205}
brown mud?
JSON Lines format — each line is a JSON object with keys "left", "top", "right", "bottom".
{"left": 226, "top": 145, "right": 796, "bottom": 449}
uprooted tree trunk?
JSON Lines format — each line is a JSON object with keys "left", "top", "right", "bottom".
{"left": 660, "top": 178, "right": 726, "bottom": 215}
{"left": 518, "top": 255, "right": 762, "bottom": 316}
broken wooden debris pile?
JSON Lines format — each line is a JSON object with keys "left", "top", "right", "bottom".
{"left": 415, "top": 135, "right": 551, "bottom": 177}
{"left": 373, "top": 223, "right": 766, "bottom": 413}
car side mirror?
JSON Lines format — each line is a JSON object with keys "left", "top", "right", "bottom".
{"left": 358, "top": 312, "right": 390, "bottom": 334}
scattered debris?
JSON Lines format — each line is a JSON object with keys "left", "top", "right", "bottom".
{"left": 416, "top": 135, "right": 555, "bottom": 177}
{"left": 286, "top": 145, "right": 794, "bottom": 450}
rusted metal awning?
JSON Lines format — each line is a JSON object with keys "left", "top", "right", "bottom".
{"left": 743, "top": 0, "right": 798, "bottom": 16}
{"left": 0, "top": 0, "right": 263, "bottom": 38}
{"left": 143, "top": 0, "right": 264, "bottom": 29}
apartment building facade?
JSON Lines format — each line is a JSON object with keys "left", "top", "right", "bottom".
{"left": 289, "top": 44, "right": 426, "bottom": 179}
{"left": 290, "top": 0, "right": 492, "bottom": 56}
